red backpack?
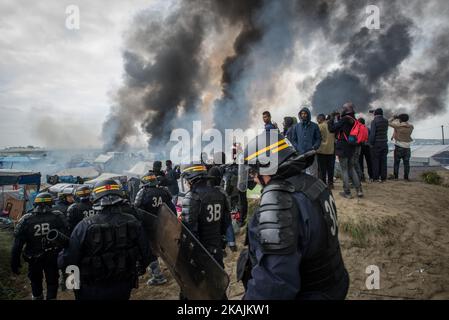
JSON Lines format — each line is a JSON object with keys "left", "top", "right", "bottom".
{"left": 340, "top": 120, "right": 369, "bottom": 145}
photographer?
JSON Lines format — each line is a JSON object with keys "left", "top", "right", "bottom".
{"left": 389, "top": 114, "right": 414, "bottom": 180}
{"left": 328, "top": 103, "right": 363, "bottom": 199}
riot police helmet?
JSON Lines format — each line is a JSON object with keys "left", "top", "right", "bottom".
{"left": 74, "top": 185, "right": 91, "bottom": 202}
{"left": 141, "top": 171, "right": 159, "bottom": 187}
{"left": 237, "top": 131, "right": 314, "bottom": 191}
{"left": 90, "top": 179, "right": 125, "bottom": 210}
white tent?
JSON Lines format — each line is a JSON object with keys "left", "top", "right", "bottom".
{"left": 55, "top": 166, "right": 99, "bottom": 179}
{"left": 94, "top": 154, "right": 113, "bottom": 164}
{"left": 124, "top": 161, "right": 152, "bottom": 178}
{"left": 84, "top": 173, "right": 127, "bottom": 185}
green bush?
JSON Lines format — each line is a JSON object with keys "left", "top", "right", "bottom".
{"left": 421, "top": 171, "right": 443, "bottom": 185}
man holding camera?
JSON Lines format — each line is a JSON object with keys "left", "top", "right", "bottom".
{"left": 389, "top": 114, "right": 414, "bottom": 180}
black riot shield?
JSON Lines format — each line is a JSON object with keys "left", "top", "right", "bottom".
{"left": 150, "top": 203, "right": 229, "bottom": 300}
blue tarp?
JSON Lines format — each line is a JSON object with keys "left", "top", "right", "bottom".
{"left": 0, "top": 170, "right": 41, "bottom": 188}
{"left": 0, "top": 156, "right": 33, "bottom": 163}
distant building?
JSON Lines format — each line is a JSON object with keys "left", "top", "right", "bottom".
{"left": 93, "top": 152, "right": 128, "bottom": 173}
{"left": 387, "top": 145, "right": 449, "bottom": 167}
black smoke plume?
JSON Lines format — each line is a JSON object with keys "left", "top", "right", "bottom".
{"left": 311, "top": 18, "right": 414, "bottom": 115}
{"left": 102, "top": 0, "right": 449, "bottom": 151}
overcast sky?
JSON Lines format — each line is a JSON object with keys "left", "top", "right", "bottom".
{"left": 1, "top": 0, "right": 448, "bottom": 149}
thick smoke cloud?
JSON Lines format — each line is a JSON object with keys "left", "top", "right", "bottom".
{"left": 102, "top": 2, "right": 210, "bottom": 151}
{"left": 102, "top": 0, "right": 449, "bottom": 151}
{"left": 311, "top": 11, "right": 414, "bottom": 115}
{"left": 401, "top": 32, "right": 449, "bottom": 118}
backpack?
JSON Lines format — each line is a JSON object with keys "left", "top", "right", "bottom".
{"left": 340, "top": 120, "right": 369, "bottom": 145}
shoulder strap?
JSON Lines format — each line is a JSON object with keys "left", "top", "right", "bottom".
{"left": 287, "top": 174, "right": 327, "bottom": 201}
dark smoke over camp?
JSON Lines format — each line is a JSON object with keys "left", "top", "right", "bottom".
{"left": 102, "top": 0, "right": 449, "bottom": 151}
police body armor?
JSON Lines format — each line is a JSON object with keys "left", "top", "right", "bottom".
{"left": 66, "top": 201, "right": 95, "bottom": 232}
{"left": 182, "top": 184, "right": 227, "bottom": 253}
{"left": 15, "top": 209, "right": 68, "bottom": 260}
{"left": 249, "top": 174, "right": 347, "bottom": 295}
{"left": 53, "top": 201, "right": 70, "bottom": 215}
{"left": 134, "top": 186, "right": 172, "bottom": 215}
{"left": 79, "top": 207, "right": 142, "bottom": 284}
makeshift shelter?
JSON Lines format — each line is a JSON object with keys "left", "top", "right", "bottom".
{"left": 124, "top": 161, "right": 152, "bottom": 178}
{"left": 0, "top": 170, "right": 41, "bottom": 222}
{"left": 85, "top": 173, "right": 128, "bottom": 187}
{"left": 47, "top": 183, "right": 81, "bottom": 197}
{"left": 55, "top": 166, "right": 99, "bottom": 180}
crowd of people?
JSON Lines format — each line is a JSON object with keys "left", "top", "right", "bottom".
{"left": 262, "top": 102, "right": 414, "bottom": 199}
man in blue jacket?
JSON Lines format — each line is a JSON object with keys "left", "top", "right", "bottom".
{"left": 290, "top": 107, "right": 321, "bottom": 155}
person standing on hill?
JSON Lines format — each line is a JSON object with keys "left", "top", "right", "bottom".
{"left": 389, "top": 114, "right": 414, "bottom": 180}
{"left": 369, "top": 108, "right": 389, "bottom": 182}
{"left": 358, "top": 118, "right": 373, "bottom": 182}
{"left": 316, "top": 114, "right": 335, "bottom": 189}
{"left": 262, "top": 111, "right": 278, "bottom": 131}
{"left": 328, "top": 102, "right": 363, "bottom": 199}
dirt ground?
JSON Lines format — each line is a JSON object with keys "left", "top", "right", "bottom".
{"left": 10, "top": 175, "right": 449, "bottom": 300}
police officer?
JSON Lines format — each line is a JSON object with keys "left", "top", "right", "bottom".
{"left": 208, "top": 152, "right": 237, "bottom": 253}
{"left": 153, "top": 160, "right": 168, "bottom": 187}
{"left": 220, "top": 154, "right": 249, "bottom": 227}
{"left": 180, "top": 163, "right": 230, "bottom": 299}
{"left": 237, "top": 131, "right": 349, "bottom": 300}
{"left": 53, "top": 188, "right": 75, "bottom": 214}
{"left": 11, "top": 192, "right": 69, "bottom": 300}
{"left": 66, "top": 186, "right": 94, "bottom": 234}
{"left": 165, "top": 160, "right": 181, "bottom": 204}
{"left": 59, "top": 179, "right": 150, "bottom": 300}
{"left": 134, "top": 172, "right": 176, "bottom": 286}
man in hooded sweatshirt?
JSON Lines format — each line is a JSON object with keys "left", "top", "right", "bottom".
{"left": 291, "top": 107, "right": 322, "bottom": 155}
{"left": 389, "top": 114, "right": 414, "bottom": 180}
{"left": 290, "top": 107, "right": 321, "bottom": 177}
{"left": 328, "top": 102, "right": 363, "bottom": 199}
